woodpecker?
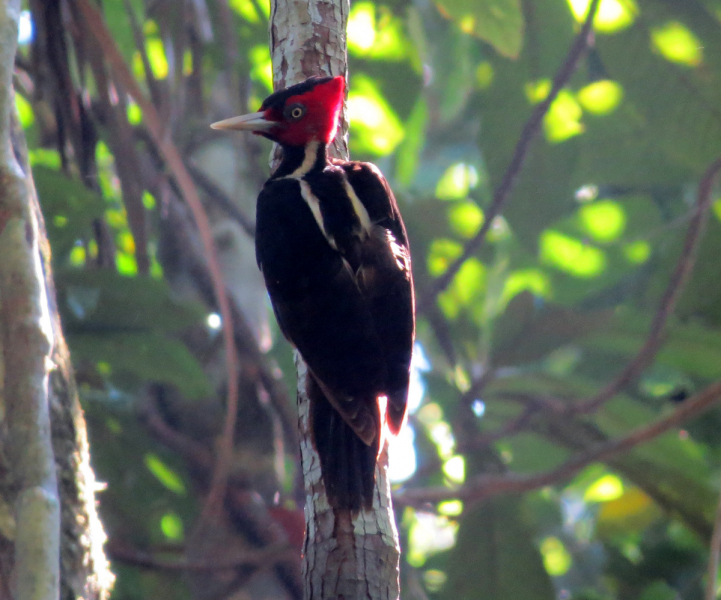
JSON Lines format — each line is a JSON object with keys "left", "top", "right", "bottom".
{"left": 211, "top": 76, "right": 414, "bottom": 510}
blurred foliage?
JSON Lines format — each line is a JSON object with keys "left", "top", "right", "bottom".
{"left": 17, "top": 0, "right": 721, "bottom": 598}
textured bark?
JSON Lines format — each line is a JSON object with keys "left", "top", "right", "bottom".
{"left": 270, "top": 3, "right": 401, "bottom": 597}
{"left": 0, "top": 1, "right": 112, "bottom": 598}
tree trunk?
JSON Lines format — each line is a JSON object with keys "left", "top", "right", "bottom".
{"left": 269, "top": 1, "right": 401, "bottom": 598}
{"left": 0, "top": 1, "right": 112, "bottom": 598}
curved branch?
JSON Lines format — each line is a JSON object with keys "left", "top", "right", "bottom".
{"left": 573, "top": 155, "right": 721, "bottom": 414}
{"left": 417, "top": 0, "right": 602, "bottom": 314}
{"left": 397, "top": 378, "right": 721, "bottom": 506}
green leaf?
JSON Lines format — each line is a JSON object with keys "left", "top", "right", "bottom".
{"left": 441, "top": 497, "right": 556, "bottom": 600}
{"left": 69, "top": 332, "right": 211, "bottom": 399}
{"left": 58, "top": 269, "right": 205, "bottom": 334}
{"left": 435, "top": 0, "right": 524, "bottom": 59}
{"left": 33, "top": 167, "right": 106, "bottom": 261}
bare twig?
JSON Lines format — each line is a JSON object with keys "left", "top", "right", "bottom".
{"left": 417, "top": 0, "right": 601, "bottom": 314}
{"left": 573, "top": 155, "right": 721, "bottom": 414}
{"left": 397, "top": 378, "right": 721, "bottom": 506}
{"left": 74, "top": 0, "right": 239, "bottom": 520}
{"left": 708, "top": 488, "right": 721, "bottom": 600}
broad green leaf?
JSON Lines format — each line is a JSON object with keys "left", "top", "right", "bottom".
{"left": 69, "top": 331, "right": 211, "bottom": 399}
{"left": 33, "top": 167, "right": 106, "bottom": 261}
{"left": 58, "top": 269, "right": 204, "bottom": 334}
{"left": 441, "top": 498, "right": 555, "bottom": 600}
{"left": 435, "top": 0, "right": 524, "bottom": 59}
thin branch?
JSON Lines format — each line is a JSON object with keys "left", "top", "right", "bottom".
{"left": 573, "top": 155, "right": 721, "bottom": 414}
{"left": 708, "top": 489, "right": 721, "bottom": 600}
{"left": 107, "top": 541, "right": 294, "bottom": 572}
{"left": 74, "top": 0, "right": 239, "bottom": 520}
{"left": 416, "top": 0, "right": 601, "bottom": 314}
{"left": 397, "top": 378, "right": 721, "bottom": 506}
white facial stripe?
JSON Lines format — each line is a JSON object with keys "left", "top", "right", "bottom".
{"left": 299, "top": 180, "right": 337, "bottom": 249}
{"left": 342, "top": 176, "right": 372, "bottom": 234}
{"left": 286, "top": 140, "right": 320, "bottom": 179}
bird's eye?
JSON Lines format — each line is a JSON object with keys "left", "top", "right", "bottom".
{"left": 285, "top": 104, "right": 305, "bottom": 121}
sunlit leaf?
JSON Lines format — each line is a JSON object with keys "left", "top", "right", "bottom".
{"left": 348, "top": 74, "right": 404, "bottom": 155}
{"left": 540, "top": 537, "right": 572, "bottom": 576}
{"left": 540, "top": 230, "right": 606, "bottom": 278}
{"left": 347, "top": 2, "right": 407, "bottom": 60}
{"left": 651, "top": 21, "right": 703, "bottom": 67}
{"left": 435, "top": 163, "right": 479, "bottom": 200}
{"left": 407, "top": 512, "right": 459, "bottom": 567}
{"left": 566, "top": 0, "right": 637, "bottom": 34}
{"left": 144, "top": 453, "right": 186, "bottom": 495}
{"left": 500, "top": 269, "right": 551, "bottom": 306}
{"left": 438, "top": 258, "right": 486, "bottom": 319}
{"left": 623, "top": 240, "right": 651, "bottom": 264}
{"left": 544, "top": 90, "right": 584, "bottom": 143}
{"left": 578, "top": 199, "right": 626, "bottom": 243}
{"left": 584, "top": 473, "right": 624, "bottom": 502}
{"left": 160, "top": 512, "right": 184, "bottom": 540}
{"left": 577, "top": 80, "right": 624, "bottom": 115}
{"left": 249, "top": 45, "right": 273, "bottom": 93}
{"left": 525, "top": 79, "right": 552, "bottom": 104}
{"left": 15, "top": 93, "right": 34, "bottom": 128}
{"left": 448, "top": 201, "right": 484, "bottom": 238}
{"left": 145, "top": 38, "right": 168, "bottom": 79}
{"left": 427, "top": 238, "right": 463, "bottom": 276}
{"left": 435, "top": 0, "right": 524, "bottom": 58}
{"left": 230, "top": 0, "right": 268, "bottom": 22}
{"left": 596, "top": 487, "right": 661, "bottom": 536}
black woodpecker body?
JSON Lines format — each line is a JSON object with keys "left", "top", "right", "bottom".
{"left": 211, "top": 76, "right": 415, "bottom": 510}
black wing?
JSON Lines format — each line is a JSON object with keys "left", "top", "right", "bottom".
{"left": 338, "top": 160, "right": 415, "bottom": 434}
{"left": 255, "top": 177, "right": 386, "bottom": 445}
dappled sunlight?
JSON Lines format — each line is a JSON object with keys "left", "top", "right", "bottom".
{"left": 540, "top": 537, "right": 572, "bottom": 576}
{"left": 348, "top": 74, "right": 404, "bottom": 155}
{"left": 540, "top": 230, "right": 607, "bottom": 278}
{"left": 443, "top": 455, "right": 465, "bottom": 483}
{"left": 501, "top": 269, "right": 551, "bottom": 306}
{"left": 407, "top": 511, "right": 459, "bottom": 567}
{"left": 623, "top": 240, "right": 651, "bottom": 264}
{"left": 584, "top": 474, "right": 624, "bottom": 502}
{"left": 435, "top": 163, "right": 479, "bottom": 200}
{"left": 544, "top": 90, "right": 584, "bottom": 143}
{"left": 448, "top": 201, "right": 484, "bottom": 238}
{"left": 567, "top": 0, "right": 638, "bottom": 33}
{"left": 651, "top": 21, "right": 703, "bottom": 67}
{"left": 249, "top": 45, "right": 273, "bottom": 93}
{"left": 577, "top": 80, "right": 624, "bottom": 115}
{"left": 438, "top": 258, "right": 486, "bottom": 319}
{"left": 427, "top": 238, "right": 463, "bottom": 276}
{"left": 579, "top": 199, "right": 627, "bottom": 243}
{"left": 347, "top": 2, "right": 407, "bottom": 60}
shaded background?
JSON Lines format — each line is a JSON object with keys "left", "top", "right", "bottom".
{"left": 14, "top": 0, "right": 721, "bottom": 598}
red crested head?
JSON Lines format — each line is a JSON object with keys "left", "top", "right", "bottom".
{"left": 211, "top": 76, "right": 345, "bottom": 148}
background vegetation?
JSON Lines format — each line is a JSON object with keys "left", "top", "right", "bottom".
{"left": 14, "top": 0, "right": 721, "bottom": 598}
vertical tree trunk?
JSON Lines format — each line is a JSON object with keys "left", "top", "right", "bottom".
{"left": 0, "top": 1, "right": 113, "bottom": 597}
{"left": 269, "top": 2, "right": 401, "bottom": 598}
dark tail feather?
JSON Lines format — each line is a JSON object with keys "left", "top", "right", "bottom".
{"left": 307, "top": 374, "right": 378, "bottom": 511}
